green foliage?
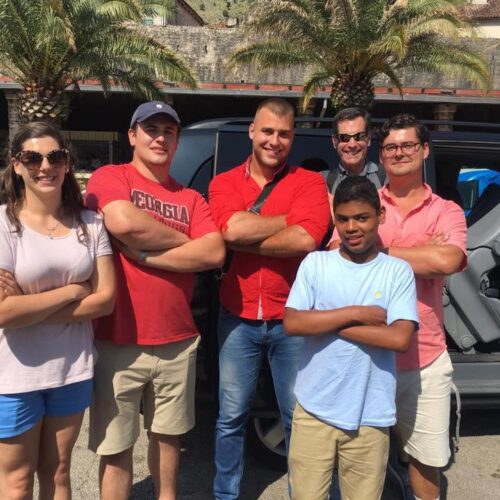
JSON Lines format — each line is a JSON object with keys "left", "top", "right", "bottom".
{"left": 230, "top": 0, "right": 491, "bottom": 112}
{"left": 185, "top": 0, "right": 254, "bottom": 23}
{"left": 0, "top": 0, "right": 197, "bottom": 124}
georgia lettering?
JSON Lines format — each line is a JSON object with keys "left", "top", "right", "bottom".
{"left": 131, "top": 190, "right": 189, "bottom": 234}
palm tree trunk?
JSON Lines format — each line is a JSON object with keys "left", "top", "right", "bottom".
{"left": 19, "top": 83, "right": 68, "bottom": 125}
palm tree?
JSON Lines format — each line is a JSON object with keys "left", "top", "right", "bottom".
{"left": 0, "top": 0, "right": 197, "bottom": 128}
{"left": 230, "top": 0, "right": 490, "bottom": 112}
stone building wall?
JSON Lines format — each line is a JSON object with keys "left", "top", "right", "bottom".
{"left": 144, "top": 25, "right": 499, "bottom": 92}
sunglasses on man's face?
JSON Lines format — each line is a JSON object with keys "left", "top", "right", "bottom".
{"left": 334, "top": 131, "right": 369, "bottom": 143}
{"left": 15, "top": 149, "right": 69, "bottom": 170}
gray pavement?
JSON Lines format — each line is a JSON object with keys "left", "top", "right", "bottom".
{"left": 33, "top": 392, "right": 500, "bottom": 500}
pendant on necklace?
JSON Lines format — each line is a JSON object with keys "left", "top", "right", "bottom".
{"left": 48, "top": 222, "right": 59, "bottom": 239}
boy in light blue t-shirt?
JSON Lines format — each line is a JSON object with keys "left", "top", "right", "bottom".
{"left": 284, "top": 176, "right": 418, "bottom": 500}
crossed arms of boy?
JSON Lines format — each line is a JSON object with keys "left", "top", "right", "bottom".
{"left": 284, "top": 305, "right": 414, "bottom": 353}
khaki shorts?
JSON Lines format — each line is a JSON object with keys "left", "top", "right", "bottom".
{"left": 396, "top": 350, "right": 453, "bottom": 468}
{"left": 288, "top": 404, "right": 389, "bottom": 500}
{"left": 89, "top": 336, "right": 200, "bottom": 455}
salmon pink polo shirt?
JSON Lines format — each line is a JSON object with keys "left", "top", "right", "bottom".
{"left": 209, "top": 159, "right": 330, "bottom": 320}
{"left": 377, "top": 184, "right": 467, "bottom": 371}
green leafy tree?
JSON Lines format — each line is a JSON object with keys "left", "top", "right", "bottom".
{"left": 230, "top": 0, "right": 490, "bottom": 112}
{"left": 0, "top": 0, "right": 197, "bottom": 128}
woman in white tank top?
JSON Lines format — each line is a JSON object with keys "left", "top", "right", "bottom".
{"left": 0, "top": 121, "right": 115, "bottom": 499}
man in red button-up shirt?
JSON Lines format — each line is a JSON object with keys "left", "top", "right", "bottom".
{"left": 209, "top": 98, "right": 330, "bottom": 499}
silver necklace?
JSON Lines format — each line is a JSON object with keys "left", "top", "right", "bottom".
{"left": 47, "top": 221, "right": 60, "bottom": 239}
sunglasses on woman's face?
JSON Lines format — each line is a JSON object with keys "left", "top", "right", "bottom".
{"left": 15, "top": 149, "right": 69, "bottom": 170}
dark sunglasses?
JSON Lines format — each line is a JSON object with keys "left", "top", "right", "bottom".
{"left": 15, "top": 149, "right": 69, "bottom": 169}
{"left": 334, "top": 131, "right": 369, "bottom": 143}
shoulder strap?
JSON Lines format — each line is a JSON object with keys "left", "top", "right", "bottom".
{"left": 375, "top": 163, "right": 386, "bottom": 186}
{"left": 326, "top": 168, "right": 339, "bottom": 193}
{"left": 220, "top": 164, "right": 290, "bottom": 277}
{"left": 249, "top": 164, "right": 290, "bottom": 214}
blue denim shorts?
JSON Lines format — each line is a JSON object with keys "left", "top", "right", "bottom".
{"left": 0, "top": 379, "right": 92, "bottom": 439}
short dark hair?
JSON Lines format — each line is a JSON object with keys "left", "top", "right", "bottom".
{"left": 255, "top": 98, "right": 295, "bottom": 119}
{"left": 378, "top": 113, "right": 429, "bottom": 145}
{"left": 332, "top": 107, "right": 371, "bottom": 135}
{"left": 333, "top": 176, "right": 381, "bottom": 213}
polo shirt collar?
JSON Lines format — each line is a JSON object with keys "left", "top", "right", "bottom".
{"left": 338, "top": 160, "right": 377, "bottom": 177}
{"left": 380, "top": 183, "right": 433, "bottom": 209}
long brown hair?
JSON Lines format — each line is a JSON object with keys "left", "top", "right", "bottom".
{"left": 0, "top": 121, "right": 88, "bottom": 242}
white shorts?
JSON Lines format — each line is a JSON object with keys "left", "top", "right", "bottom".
{"left": 396, "top": 350, "right": 453, "bottom": 467}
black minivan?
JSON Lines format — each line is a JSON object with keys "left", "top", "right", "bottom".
{"left": 169, "top": 117, "right": 500, "bottom": 468}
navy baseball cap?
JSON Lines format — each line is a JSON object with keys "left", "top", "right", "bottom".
{"left": 130, "top": 101, "right": 181, "bottom": 128}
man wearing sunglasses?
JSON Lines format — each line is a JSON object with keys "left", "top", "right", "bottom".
{"left": 322, "top": 107, "right": 385, "bottom": 195}
{"left": 85, "top": 101, "right": 225, "bottom": 500}
{"left": 377, "top": 114, "right": 467, "bottom": 500}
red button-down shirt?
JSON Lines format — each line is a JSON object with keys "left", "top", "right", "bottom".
{"left": 209, "top": 160, "right": 330, "bottom": 320}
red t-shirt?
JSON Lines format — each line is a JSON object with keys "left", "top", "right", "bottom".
{"left": 209, "top": 160, "right": 330, "bottom": 320}
{"left": 86, "top": 163, "right": 218, "bottom": 345}
{"left": 377, "top": 184, "right": 467, "bottom": 370}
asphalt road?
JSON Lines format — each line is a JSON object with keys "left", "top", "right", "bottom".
{"left": 32, "top": 382, "right": 500, "bottom": 500}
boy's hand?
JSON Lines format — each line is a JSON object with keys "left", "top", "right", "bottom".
{"left": 355, "top": 305, "right": 387, "bottom": 326}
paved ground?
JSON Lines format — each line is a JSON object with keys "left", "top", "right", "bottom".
{"left": 34, "top": 386, "right": 500, "bottom": 500}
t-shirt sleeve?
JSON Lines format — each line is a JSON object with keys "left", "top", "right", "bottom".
{"left": 208, "top": 170, "right": 246, "bottom": 231}
{"left": 85, "top": 165, "right": 131, "bottom": 212}
{"left": 286, "top": 171, "right": 331, "bottom": 246}
{"left": 387, "top": 260, "right": 419, "bottom": 328}
{"left": 189, "top": 191, "right": 219, "bottom": 239}
{"left": 94, "top": 215, "right": 113, "bottom": 257}
{"left": 0, "top": 213, "right": 14, "bottom": 273}
{"left": 286, "top": 253, "right": 317, "bottom": 311}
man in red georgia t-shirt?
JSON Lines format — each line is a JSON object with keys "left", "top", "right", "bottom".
{"left": 85, "top": 101, "right": 225, "bottom": 500}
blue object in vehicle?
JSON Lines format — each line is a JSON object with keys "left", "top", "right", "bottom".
{"left": 457, "top": 168, "right": 500, "bottom": 216}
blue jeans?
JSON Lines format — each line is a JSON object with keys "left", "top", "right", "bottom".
{"left": 214, "top": 307, "right": 303, "bottom": 500}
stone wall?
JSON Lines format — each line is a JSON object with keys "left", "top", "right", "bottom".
{"left": 145, "top": 25, "right": 499, "bottom": 92}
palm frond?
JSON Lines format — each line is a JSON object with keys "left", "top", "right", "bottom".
{"left": 230, "top": 0, "right": 490, "bottom": 111}
{"left": 0, "top": 0, "right": 196, "bottom": 123}
{"left": 301, "top": 70, "right": 332, "bottom": 112}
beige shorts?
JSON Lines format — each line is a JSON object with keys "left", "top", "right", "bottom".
{"left": 88, "top": 336, "right": 200, "bottom": 455}
{"left": 396, "top": 350, "right": 453, "bottom": 467}
{"left": 289, "top": 403, "right": 389, "bottom": 500}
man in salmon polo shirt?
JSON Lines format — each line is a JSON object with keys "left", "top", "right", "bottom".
{"left": 209, "top": 97, "right": 331, "bottom": 500}
{"left": 377, "top": 114, "right": 467, "bottom": 500}
{"left": 85, "top": 101, "right": 225, "bottom": 500}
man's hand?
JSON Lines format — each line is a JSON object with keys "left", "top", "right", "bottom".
{"left": 355, "top": 305, "right": 387, "bottom": 326}
{"left": 328, "top": 239, "right": 341, "bottom": 251}
{"left": 112, "top": 237, "right": 142, "bottom": 263}
{"left": 425, "top": 231, "right": 450, "bottom": 246}
{"left": 0, "top": 270, "right": 23, "bottom": 296}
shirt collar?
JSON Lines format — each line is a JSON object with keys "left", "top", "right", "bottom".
{"left": 380, "top": 183, "right": 433, "bottom": 206}
{"left": 338, "top": 160, "right": 378, "bottom": 177}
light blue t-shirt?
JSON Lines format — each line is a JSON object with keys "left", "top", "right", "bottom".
{"left": 286, "top": 250, "right": 418, "bottom": 430}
